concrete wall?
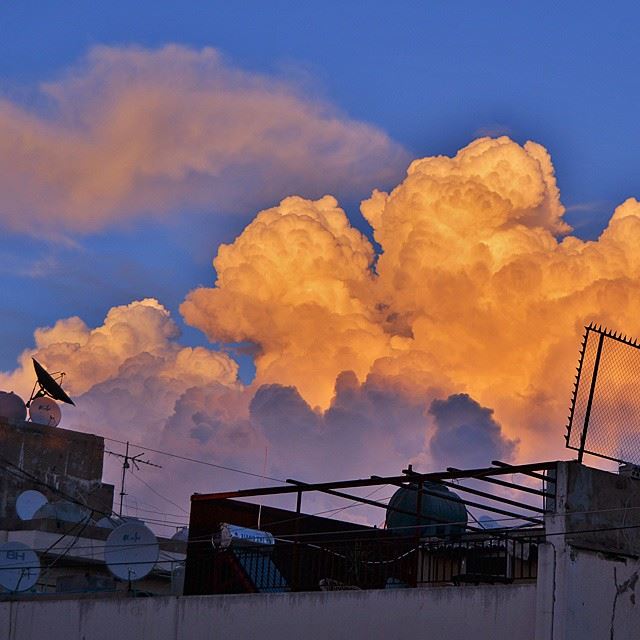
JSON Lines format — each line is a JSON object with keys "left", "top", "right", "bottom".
{"left": 536, "top": 543, "right": 640, "bottom": 639}
{"left": 0, "top": 584, "right": 536, "bottom": 640}
{"left": 565, "top": 462, "right": 640, "bottom": 556}
{"left": 564, "top": 548, "right": 640, "bottom": 639}
{"left": 536, "top": 461, "right": 640, "bottom": 640}
{"left": 0, "top": 417, "right": 114, "bottom": 519}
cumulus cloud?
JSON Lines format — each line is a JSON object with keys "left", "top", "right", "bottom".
{"left": 0, "top": 298, "right": 240, "bottom": 444}
{"left": 0, "top": 45, "right": 408, "bottom": 233}
{"left": 5, "top": 136, "right": 640, "bottom": 520}
{"left": 181, "top": 194, "right": 388, "bottom": 408}
{"left": 184, "top": 136, "right": 640, "bottom": 462}
{"left": 429, "top": 394, "right": 516, "bottom": 469}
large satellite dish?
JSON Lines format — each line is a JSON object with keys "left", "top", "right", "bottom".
{"left": 104, "top": 522, "right": 159, "bottom": 581}
{"left": 29, "top": 397, "right": 62, "bottom": 427}
{"left": 16, "top": 490, "right": 48, "bottom": 521}
{"left": 0, "top": 542, "right": 40, "bottom": 592}
{"left": 28, "top": 358, "right": 75, "bottom": 406}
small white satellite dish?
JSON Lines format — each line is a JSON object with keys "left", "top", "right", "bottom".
{"left": 29, "top": 397, "right": 61, "bottom": 427}
{"left": 16, "top": 490, "right": 48, "bottom": 521}
{"left": 0, "top": 391, "right": 27, "bottom": 422}
{"left": 171, "top": 527, "right": 189, "bottom": 542}
{"left": 34, "top": 500, "right": 91, "bottom": 524}
{"left": 0, "top": 542, "right": 40, "bottom": 592}
{"left": 96, "top": 516, "right": 122, "bottom": 530}
{"left": 104, "top": 522, "right": 159, "bottom": 581}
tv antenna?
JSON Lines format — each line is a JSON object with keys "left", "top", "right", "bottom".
{"left": 107, "top": 442, "right": 162, "bottom": 517}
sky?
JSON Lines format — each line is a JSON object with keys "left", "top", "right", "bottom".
{"left": 1, "top": 2, "right": 639, "bottom": 525}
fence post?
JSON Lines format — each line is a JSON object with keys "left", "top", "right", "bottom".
{"left": 578, "top": 331, "right": 605, "bottom": 463}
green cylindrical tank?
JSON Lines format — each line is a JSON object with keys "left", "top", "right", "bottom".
{"left": 385, "top": 482, "right": 467, "bottom": 537}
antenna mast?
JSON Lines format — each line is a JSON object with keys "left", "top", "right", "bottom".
{"left": 106, "top": 442, "right": 162, "bottom": 517}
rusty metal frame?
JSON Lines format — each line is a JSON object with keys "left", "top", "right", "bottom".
{"left": 192, "top": 460, "right": 558, "bottom": 531}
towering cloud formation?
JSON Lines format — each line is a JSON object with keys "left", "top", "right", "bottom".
{"left": 4, "top": 136, "right": 640, "bottom": 517}
{"left": 183, "top": 136, "right": 640, "bottom": 463}
{"left": 0, "top": 45, "right": 408, "bottom": 232}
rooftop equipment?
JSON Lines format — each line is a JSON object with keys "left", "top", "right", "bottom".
{"left": 15, "top": 490, "right": 48, "bottom": 521}
{"left": 104, "top": 521, "right": 159, "bottom": 582}
{"left": 0, "top": 391, "right": 27, "bottom": 421}
{"left": 385, "top": 482, "right": 468, "bottom": 537}
{"left": 0, "top": 542, "right": 40, "bottom": 592}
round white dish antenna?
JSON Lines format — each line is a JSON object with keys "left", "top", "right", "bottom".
{"left": 16, "top": 490, "right": 48, "bottom": 521}
{"left": 0, "top": 542, "right": 40, "bottom": 592}
{"left": 104, "top": 522, "right": 159, "bottom": 581}
{"left": 0, "top": 391, "right": 27, "bottom": 421}
{"left": 34, "top": 500, "right": 91, "bottom": 524}
{"left": 96, "top": 516, "right": 122, "bottom": 530}
{"left": 29, "top": 397, "right": 61, "bottom": 427}
{"left": 171, "top": 527, "right": 189, "bottom": 542}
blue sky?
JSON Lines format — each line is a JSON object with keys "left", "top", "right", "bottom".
{"left": 1, "top": 1, "right": 638, "bottom": 379}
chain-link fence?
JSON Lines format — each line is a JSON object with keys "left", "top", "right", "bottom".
{"left": 566, "top": 324, "right": 640, "bottom": 465}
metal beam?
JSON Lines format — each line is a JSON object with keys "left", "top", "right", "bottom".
{"left": 191, "top": 461, "right": 559, "bottom": 502}
{"left": 491, "top": 460, "right": 556, "bottom": 483}
{"left": 446, "top": 467, "right": 554, "bottom": 499}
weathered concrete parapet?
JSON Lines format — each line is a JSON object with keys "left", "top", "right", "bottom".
{"left": 536, "top": 461, "right": 640, "bottom": 640}
{"left": 0, "top": 584, "right": 537, "bottom": 640}
{"left": 0, "top": 417, "right": 114, "bottom": 520}
{"left": 564, "top": 461, "right": 640, "bottom": 556}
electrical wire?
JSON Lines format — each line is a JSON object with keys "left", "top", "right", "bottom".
{"left": 10, "top": 516, "right": 640, "bottom": 576}
{"left": 12, "top": 447, "right": 640, "bottom": 562}
{"left": 102, "top": 436, "right": 285, "bottom": 483}
{"left": 128, "top": 469, "right": 189, "bottom": 515}
{"left": 121, "top": 500, "right": 188, "bottom": 521}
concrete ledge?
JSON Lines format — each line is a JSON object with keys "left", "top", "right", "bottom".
{"left": 0, "top": 583, "right": 536, "bottom": 640}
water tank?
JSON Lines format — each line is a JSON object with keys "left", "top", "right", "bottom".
{"left": 385, "top": 481, "right": 467, "bottom": 537}
{"left": 0, "top": 391, "right": 27, "bottom": 421}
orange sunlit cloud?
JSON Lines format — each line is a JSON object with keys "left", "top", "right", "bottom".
{"left": 3, "top": 136, "right": 640, "bottom": 499}
{"left": 182, "top": 136, "right": 640, "bottom": 462}
{"left": 0, "top": 45, "right": 407, "bottom": 233}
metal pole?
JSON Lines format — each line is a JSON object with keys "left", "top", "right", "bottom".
{"left": 414, "top": 479, "right": 424, "bottom": 587}
{"left": 292, "top": 490, "right": 302, "bottom": 591}
{"left": 119, "top": 441, "right": 130, "bottom": 517}
{"left": 578, "top": 331, "right": 605, "bottom": 463}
